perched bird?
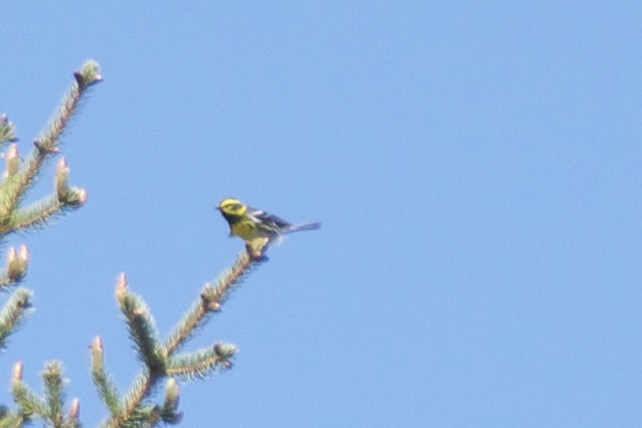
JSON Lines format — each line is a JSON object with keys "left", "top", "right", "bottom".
{"left": 217, "top": 198, "right": 321, "bottom": 243}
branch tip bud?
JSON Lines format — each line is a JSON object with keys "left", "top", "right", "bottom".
{"left": 115, "top": 272, "right": 128, "bottom": 299}
{"left": 5, "top": 144, "right": 19, "bottom": 176}
{"left": 92, "top": 336, "right": 103, "bottom": 353}
{"left": 75, "top": 188, "right": 88, "bottom": 205}
{"left": 12, "top": 361, "right": 23, "bottom": 383}
{"left": 56, "top": 156, "right": 69, "bottom": 172}
{"left": 7, "top": 247, "right": 16, "bottom": 264}
{"left": 213, "top": 342, "right": 237, "bottom": 359}
{"left": 75, "top": 60, "right": 103, "bottom": 89}
{"left": 18, "top": 244, "right": 29, "bottom": 268}
{"left": 56, "top": 158, "right": 70, "bottom": 200}
{"left": 164, "top": 378, "right": 180, "bottom": 410}
{"left": 68, "top": 398, "right": 80, "bottom": 419}
{"left": 200, "top": 288, "right": 222, "bottom": 312}
{"left": 7, "top": 246, "right": 28, "bottom": 281}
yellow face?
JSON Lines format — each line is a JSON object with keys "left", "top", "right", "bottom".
{"left": 218, "top": 198, "right": 264, "bottom": 242}
{"left": 218, "top": 198, "right": 247, "bottom": 216}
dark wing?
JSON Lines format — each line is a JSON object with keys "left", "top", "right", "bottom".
{"left": 247, "top": 206, "right": 291, "bottom": 230}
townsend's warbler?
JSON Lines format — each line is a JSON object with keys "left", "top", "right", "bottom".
{"left": 217, "top": 198, "right": 321, "bottom": 244}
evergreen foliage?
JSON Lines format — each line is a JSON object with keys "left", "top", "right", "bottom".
{"left": 0, "top": 61, "right": 270, "bottom": 427}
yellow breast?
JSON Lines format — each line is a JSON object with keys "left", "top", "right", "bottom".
{"left": 231, "top": 220, "right": 259, "bottom": 240}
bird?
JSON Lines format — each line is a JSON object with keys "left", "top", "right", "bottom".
{"left": 217, "top": 198, "right": 320, "bottom": 245}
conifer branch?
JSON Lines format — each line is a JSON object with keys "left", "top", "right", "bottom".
{"left": 0, "top": 62, "right": 100, "bottom": 226}
{"left": 0, "top": 114, "right": 18, "bottom": 146}
{"left": 116, "top": 274, "right": 164, "bottom": 374}
{"left": 164, "top": 248, "right": 263, "bottom": 356}
{"left": 166, "top": 343, "right": 236, "bottom": 381}
{"left": 91, "top": 337, "right": 122, "bottom": 416}
{"left": 2, "top": 188, "right": 86, "bottom": 234}
{"left": 0, "top": 246, "right": 30, "bottom": 287}
{"left": 0, "top": 158, "right": 87, "bottom": 235}
{"left": 0, "top": 58, "right": 314, "bottom": 426}
{"left": 0, "top": 61, "right": 100, "bottom": 427}
{"left": 42, "top": 362, "right": 66, "bottom": 426}
{"left": 11, "top": 362, "right": 46, "bottom": 422}
{"left": 0, "top": 61, "right": 98, "bottom": 236}
{"left": 102, "top": 275, "right": 164, "bottom": 428}
{"left": 0, "top": 145, "right": 22, "bottom": 224}
{"left": 3, "top": 195, "right": 62, "bottom": 232}
{"left": 0, "top": 289, "right": 31, "bottom": 349}
{"left": 0, "top": 410, "right": 27, "bottom": 428}
{"left": 67, "top": 398, "right": 81, "bottom": 428}
{"left": 159, "top": 379, "right": 182, "bottom": 425}
{"left": 99, "top": 247, "right": 262, "bottom": 427}
{"left": 24, "top": 60, "right": 102, "bottom": 194}
{"left": 101, "top": 370, "right": 155, "bottom": 428}
{"left": 10, "top": 362, "right": 81, "bottom": 428}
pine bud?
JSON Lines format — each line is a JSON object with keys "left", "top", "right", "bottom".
{"left": 12, "top": 361, "right": 23, "bottom": 383}
{"left": 55, "top": 157, "right": 69, "bottom": 200}
{"left": 214, "top": 342, "right": 237, "bottom": 368}
{"left": 200, "top": 284, "right": 222, "bottom": 312}
{"left": 0, "top": 114, "right": 17, "bottom": 143}
{"left": 18, "top": 244, "right": 29, "bottom": 269}
{"left": 115, "top": 273, "right": 128, "bottom": 301}
{"left": 5, "top": 143, "right": 19, "bottom": 176}
{"left": 164, "top": 378, "right": 180, "bottom": 411}
{"left": 63, "top": 187, "right": 88, "bottom": 207}
{"left": 74, "top": 60, "right": 103, "bottom": 89}
{"left": 90, "top": 336, "right": 105, "bottom": 374}
{"left": 92, "top": 336, "right": 104, "bottom": 353}
{"left": 68, "top": 398, "right": 80, "bottom": 420}
{"left": 7, "top": 245, "right": 28, "bottom": 281}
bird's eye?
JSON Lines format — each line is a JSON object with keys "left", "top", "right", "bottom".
{"left": 232, "top": 204, "right": 243, "bottom": 211}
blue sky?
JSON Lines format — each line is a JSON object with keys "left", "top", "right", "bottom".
{"left": 2, "top": 2, "right": 642, "bottom": 426}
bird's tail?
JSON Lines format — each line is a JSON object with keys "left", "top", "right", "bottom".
{"left": 284, "top": 222, "right": 321, "bottom": 234}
